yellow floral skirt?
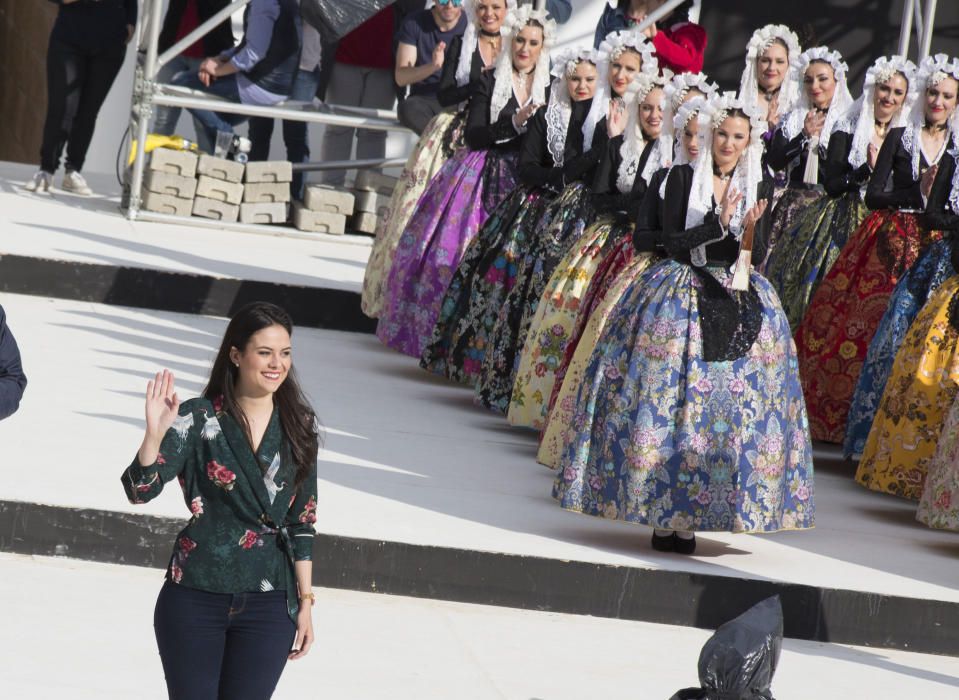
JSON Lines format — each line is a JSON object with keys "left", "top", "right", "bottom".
{"left": 360, "top": 111, "right": 463, "bottom": 318}
{"left": 507, "top": 214, "right": 627, "bottom": 430}
{"left": 855, "top": 275, "right": 959, "bottom": 500}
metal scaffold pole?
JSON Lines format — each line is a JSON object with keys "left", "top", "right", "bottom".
{"left": 919, "top": 0, "right": 939, "bottom": 59}
{"left": 898, "top": 0, "right": 940, "bottom": 60}
{"left": 125, "top": 0, "right": 167, "bottom": 220}
{"left": 122, "top": 0, "right": 411, "bottom": 227}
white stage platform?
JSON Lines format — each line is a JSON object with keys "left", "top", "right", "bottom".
{"left": 2, "top": 553, "right": 956, "bottom": 699}
{"left": 0, "top": 161, "right": 370, "bottom": 294}
{"left": 1, "top": 292, "right": 956, "bottom": 609}
{"left": 1, "top": 157, "right": 957, "bottom": 657}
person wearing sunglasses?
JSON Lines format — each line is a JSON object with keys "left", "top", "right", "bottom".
{"left": 395, "top": 0, "right": 469, "bottom": 134}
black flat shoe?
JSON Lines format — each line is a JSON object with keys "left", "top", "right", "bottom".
{"left": 651, "top": 531, "right": 675, "bottom": 552}
{"left": 673, "top": 533, "right": 697, "bottom": 555}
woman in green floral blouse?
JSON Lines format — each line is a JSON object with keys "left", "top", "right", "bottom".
{"left": 121, "top": 301, "right": 320, "bottom": 699}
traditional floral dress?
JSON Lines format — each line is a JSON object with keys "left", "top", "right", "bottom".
{"left": 359, "top": 36, "right": 489, "bottom": 319}
{"left": 553, "top": 167, "right": 815, "bottom": 533}
{"left": 843, "top": 154, "right": 959, "bottom": 458}
{"left": 764, "top": 127, "right": 871, "bottom": 330}
{"left": 121, "top": 397, "right": 318, "bottom": 621}
{"left": 917, "top": 392, "right": 959, "bottom": 530}
{"left": 421, "top": 97, "right": 606, "bottom": 390}
{"left": 375, "top": 69, "right": 526, "bottom": 357}
{"left": 507, "top": 135, "right": 663, "bottom": 429}
{"left": 855, "top": 274, "right": 959, "bottom": 500}
{"left": 795, "top": 126, "right": 947, "bottom": 443}
{"left": 537, "top": 166, "right": 669, "bottom": 460}
{"left": 360, "top": 111, "right": 464, "bottom": 318}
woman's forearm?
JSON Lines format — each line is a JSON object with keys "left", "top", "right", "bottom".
{"left": 294, "top": 560, "right": 313, "bottom": 598}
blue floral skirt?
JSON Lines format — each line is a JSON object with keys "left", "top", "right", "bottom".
{"left": 843, "top": 237, "right": 957, "bottom": 459}
{"left": 552, "top": 260, "right": 815, "bottom": 533}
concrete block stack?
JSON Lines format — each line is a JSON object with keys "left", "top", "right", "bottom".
{"left": 242, "top": 161, "right": 293, "bottom": 224}
{"left": 140, "top": 148, "right": 199, "bottom": 216}
{"left": 350, "top": 170, "right": 397, "bottom": 235}
{"left": 139, "top": 149, "right": 399, "bottom": 238}
{"left": 193, "top": 155, "right": 245, "bottom": 223}
{"left": 294, "top": 185, "right": 355, "bottom": 235}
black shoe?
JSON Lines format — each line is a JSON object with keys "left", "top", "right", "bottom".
{"left": 673, "top": 533, "right": 697, "bottom": 555}
{"left": 651, "top": 531, "right": 675, "bottom": 552}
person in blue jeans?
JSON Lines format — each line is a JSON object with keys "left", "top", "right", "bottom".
{"left": 153, "top": 0, "right": 235, "bottom": 138}
{"left": 0, "top": 305, "right": 27, "bottom": 422}
{"left": 247, "top": 23, "right": 322, "bottom": 201}
{"left": 173, "top": 0, "right": 302, "bottom": 154}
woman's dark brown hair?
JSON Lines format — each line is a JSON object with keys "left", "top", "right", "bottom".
{"left": 204, "top": 301, "right": 320, "bottom": 490}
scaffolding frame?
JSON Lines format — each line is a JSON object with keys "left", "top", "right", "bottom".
{"left": 124, "top": 0, "right": 410, "bottom": 224}
{"left": 898, "top": 0, "right": 939, "bottom": 60}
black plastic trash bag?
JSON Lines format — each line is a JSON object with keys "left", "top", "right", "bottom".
{"left": 301, "top": 0, "right": 394, "bottom": 44}
{"left": 669, "top": 596, "right": 784, "bottom": 700}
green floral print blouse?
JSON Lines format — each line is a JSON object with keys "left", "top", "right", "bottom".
{"left": 121, "top": 396, "right": 318, "bottom": 621}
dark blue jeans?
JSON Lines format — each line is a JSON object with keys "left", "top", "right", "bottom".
{"left": 154, "top": 580, "right": 296, "bottom": 700}
{"left": 171, "top": 71, "right": 248, "bottom": 154}
{"left": 247, "top": 67, "right": 321, "bottom": 200}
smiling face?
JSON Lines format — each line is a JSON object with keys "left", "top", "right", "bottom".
{"left": 874, "top": 72, "right": 909, "bottom": 123}
{"left": 609, "top": 49, "right": 643, "bottom": 98}
{"left": 639, "top": 87, "right": 664, "bottom": 138}
{"left": 230, "top": 324, "right": 291, "bottom": 397}
{"left": 475, "top": 1, "right": 507, "bottom": 34}
{"left": 567, "top": 61, "right": 599, "bottom": 101}
{"left": 512, "top": 24, "right": 543, "bottom": 73}
{"left": 712, "top": 114, "right": 751, "bottom": 171}
{"left": 433, "top": 1, "right": 462, "bottom": 25}
{"left": 925, "top": 76, "right": 959, "bottom": 126}
{"left": 804, "top": 60, "right": 838, "bottom": 109}
{"left": 757, "top": 40, "right": 789, "bottom": 92}
{"left": 682, "top": 117, "right": 701, "bottom": 160}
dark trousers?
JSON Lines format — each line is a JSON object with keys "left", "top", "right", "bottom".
{"left": 154, "top": 580, "right": 296, "bottom": 700}
{"left": 40, "top": 35, "right": 125, "bottom": 174}
{"left": 397, "top": 94, "right": 443, "bottom": 136}
{"left": 247, "top": 67, "right": 321, "bottom": 200}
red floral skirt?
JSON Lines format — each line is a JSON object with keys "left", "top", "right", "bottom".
{"left": 794, "top": 210, "right": 943, "bottom": 443}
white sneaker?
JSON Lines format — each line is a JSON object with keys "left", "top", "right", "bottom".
{"left": 62, "top": 170, "right": 93, "bottom": 196}
{"left": 24, "top": 171, "right": 53, "bottom": 193}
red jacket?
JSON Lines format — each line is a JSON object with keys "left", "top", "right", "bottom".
{"left": 652, "top": 22, "right": 707, "bottom": 74}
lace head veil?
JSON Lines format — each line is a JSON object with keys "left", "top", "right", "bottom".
{"left": 455, "top": 0, "right": 519, "bottom": 88}
{"left": 687, "top": 92, "right": 768, "bottom": 265}
{"left": 661, "top": 71, "right": 719, "bottom": 168}
{"left": 545, "top": 46, "right": 610, "bottom": 167}
{"left": 901, "top": 54, "right": 959, "bottom": 181}
{"left": 617, "top": 73, "right": 668, "bottom": 192}
{"left": 597, "top": 29, "right": 659, "bottom": 92}
{"left": 738, "top": 24, "right": 802, "bottom": 119}
{"left": 840, "top": 56, "right": 918, "bottom": 169}
{"left": 671, "top": 95, "right": 708, "bottom": 167}
{"left": 489, "top": 5, "right": 556, "bottom": 122}
{"left": 779, "top": 47, "right": 854, "bottom": 147}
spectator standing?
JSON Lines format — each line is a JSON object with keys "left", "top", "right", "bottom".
{"left": 25, "top": 0, "right": 138, "bottom": 196}
{"left": 319, "top": 6, "right": 399, "bottom": 188}
{"left": 173, "top": 0, "right": 303, "bottom": 154}
{"left": 248, "top": 21, "right": 323, "bottom": 200}
{"left": 154, "top": 0, "right": 235, "bottom": 137}
{"left": 593, "top": 0, "right": 706, "bottom": 75}
{"left": 0, "top": 305, "right": 27, "bottom": 422}
{"left": 395, "top": 1, "right": 468, "bottom": 135}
